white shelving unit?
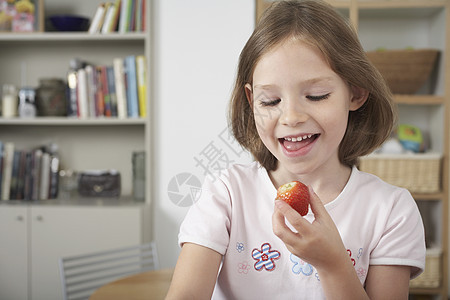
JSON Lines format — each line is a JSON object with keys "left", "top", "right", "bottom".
{"left": 0, "top": 1, "right": 153, "bottom": 299}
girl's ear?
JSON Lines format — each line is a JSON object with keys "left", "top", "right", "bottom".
{"left": 244, "top": 83, "right": 253, "bottom": 109}
{"left": 349, "top": 85, "right": 369, "bottom": 111}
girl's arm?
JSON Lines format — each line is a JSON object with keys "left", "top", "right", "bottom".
{"left": 165, "top": 242, "right": 222, "bottom": 300}
{"left": 273, "top": 186, "right": 410, "bottom": 299}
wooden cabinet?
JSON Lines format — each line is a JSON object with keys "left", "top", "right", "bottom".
{"left": 256, "top": 0, "right": 449, "bottom": 298}
{"left": 0, "top": 203, "right": 144, "bottom": 300}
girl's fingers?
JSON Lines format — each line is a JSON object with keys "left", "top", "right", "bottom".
{"left": 308, "top": 185, "right": 327, "bottom": 218}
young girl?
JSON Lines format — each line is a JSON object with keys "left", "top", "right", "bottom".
{"left": 166, "top": 1, "right": 425, "bottom": 299}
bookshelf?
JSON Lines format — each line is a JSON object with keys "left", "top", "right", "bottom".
{"left": 0, "top": 1, "right": 152, "bottom": 298}
{"left": 255, "top": 0, "right": 449, "bottom": 299}
{"left": 0, "top": 0, "right": 152, "bottom": 201}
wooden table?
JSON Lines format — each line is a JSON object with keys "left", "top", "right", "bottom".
{"left": 89, "top": 268, "right": 174, "bottom": 300}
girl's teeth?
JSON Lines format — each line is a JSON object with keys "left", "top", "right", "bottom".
{"left": 285, "top": 135, "right": 313, "bottom": 142}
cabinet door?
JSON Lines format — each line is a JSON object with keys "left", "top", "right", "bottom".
{"left": 0, "top": 205, "right": 29, "bottom": 300}
{"left": 30, "top": 205, "right": 143, "bottom": 300}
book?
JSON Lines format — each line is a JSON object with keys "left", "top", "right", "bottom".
{"left": 95, "top": 66, "right": 106, "bottom": 116}
{"left": 100, "top": 65, "right": 112, "bottom": 117}
{"left": 109, "top": 0, "right": 122, "bottom": 32}
{"left": 124, "top": 55, "right": 139, "bottom": 117}
{"left": 23, "top": 151, "right": 32, "bottom": 200}
{"left": 118, "top": 0, "right": 131, "bottom": 33}
{"left": 101, "top": 3, "right": 117, "bottom": 33}
{"left": 49, "top": 155, "right": 59, "bottom": 199}
{"left": 113, "top": 57, "right": 128, "bottom": 119}
{"left": 85, "top": 65, "right": 98, "bottom": 117}
{"left": 9, "top": 150, "right": 20, "bottom": 200}
{"left": 107, "top": 66, "right": 118, "bottom": 117}
{"left": 39, "top": 152, "right": 50, "bottom": 200}
{"left": 31, "top": 149, "right": 42, "bottom": 201}
{"left": 77, "top": 68, "right": 89, "bottom": 118}
{"left": 1, "top": 142, "right": 14, "bottom": 200}
{"left": 136, "top": 55, "right": 147, "bottom": 117}
{"left": 88, "top": 3, "right": 108, "bottom": 34}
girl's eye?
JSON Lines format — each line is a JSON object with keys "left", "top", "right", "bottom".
{"left": 306, "top": 93, "right": 330, "bottom": 101}
{"left": 259, "top": 99, "right": 281, "bottom": 107}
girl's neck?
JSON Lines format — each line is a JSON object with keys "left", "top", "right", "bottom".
{"left": 268, "top": 162, "right": 352, "bottom": 205}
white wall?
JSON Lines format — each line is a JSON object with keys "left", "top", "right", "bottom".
{"left": 152, "top": 0, "right": 255, "bottom": 268}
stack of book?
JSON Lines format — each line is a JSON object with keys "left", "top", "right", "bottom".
{"left": 67, "top": 55, "right": 147, "bottom": 118}
{"left": 88, "top": 0, "right": 146, "bottom": 34}
{"left": 0, "top": 142, "right": 60, "bottom": 201}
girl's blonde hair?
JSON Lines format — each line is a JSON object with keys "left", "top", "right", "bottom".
{"left": 229, "top": 0, "right": 396, "bottom": 170}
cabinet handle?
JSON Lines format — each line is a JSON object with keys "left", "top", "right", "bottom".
{"left": 36, "top": 215, "right": 43, "bottom": 221}
{"left": 16, "top": 215, "right": 24, "bottom": 221}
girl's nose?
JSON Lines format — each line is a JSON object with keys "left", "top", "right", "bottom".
{"left": 279, "top": 100, "right": 308, "bottom": 127}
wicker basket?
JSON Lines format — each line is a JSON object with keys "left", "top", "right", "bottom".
{"left": 410, "top": 248, "right": 441, "bottom": 289}
{"left": 366, "top": 49, "right": 439, "bottom": 94}
{"left": 358, "top": 153, "right": 441, "bottom": 193}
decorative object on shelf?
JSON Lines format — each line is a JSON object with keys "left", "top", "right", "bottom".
{"left": 132, "top": 151, "right": 145, "bottom": 201}
{"left": 47, "top": 15, "right": 90, "bottom": 32}
{"left": 0, "top": 0, "right": 44, "bottom": 32}
{"left": 35, "top": 78, "right": 67, "bottom": 116}
{"left": 366, "top": 48, "right": 440, "bottom": 94}
{"left": 78, "top": 170, "right": 121, "bottom": 198}
{"left": 18, "top": 86, "right": 36, "bottom": 118}
{"left": 58, "top": 169, "right": 78, "bottom": 199}
{"left": 1, "top": 83, "right": 17, "bottom": 118}
{"left": 397, "top": 124, "right": 423, "bottom": 153}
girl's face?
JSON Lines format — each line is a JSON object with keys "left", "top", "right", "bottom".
{"left": 246, "top": 38, "right": 366, "bottom": 180}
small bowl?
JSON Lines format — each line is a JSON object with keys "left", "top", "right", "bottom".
{"left": 48, "top": 15, "right": 90, "bottom": 32}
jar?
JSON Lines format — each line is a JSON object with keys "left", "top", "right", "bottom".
{"left": 35, "top": 78, "right": 67, "bottom": 116}
{"left": 2, "top": 84, "right": 18, "bottom": 118}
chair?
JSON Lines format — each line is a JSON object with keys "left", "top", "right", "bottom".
{"left": 59, "top": 242, "right": 159, "bottom": 300}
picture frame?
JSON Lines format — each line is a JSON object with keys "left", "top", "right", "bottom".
{"left": 255, "top": 0, "right": 273, "bottom": 22}
{"left": 0, "top": 0, "right": 44, "bottom": 33}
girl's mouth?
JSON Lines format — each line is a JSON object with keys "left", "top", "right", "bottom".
{"left": 279, "top": 134, "right": 319, "bottom": 153}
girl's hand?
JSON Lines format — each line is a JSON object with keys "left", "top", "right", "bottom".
{"left": 272, "top": 186, "right": 350, "bottom": 273}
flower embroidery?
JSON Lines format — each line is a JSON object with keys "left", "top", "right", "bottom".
{"left": 290, "top": 253, "right": 313, "bottom": 276}
{"left": 236, "top": 242, "right": 245, "bottom": 253}
{"left": 251, "top": 243, "right": 280, "bottom": 271}
{"left": 347, "top": 249, "right": 356, "bottom": 266}
{"left": 238, "top": 261, "right": 251, "bottom": 274}
{"left": 356, "top": 267, "right": 367, "bottom": 279}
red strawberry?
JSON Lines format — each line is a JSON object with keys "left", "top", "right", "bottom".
{"left": 276, "top": 181, "right": 310, "bottom": 216}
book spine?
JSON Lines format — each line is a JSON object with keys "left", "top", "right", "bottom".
{"left": 1, "top": 143, "right": 14, "bottom": 200}
{"left": 31, "top": 149, "right": 42, "bottom": 201}
{"left": 88, "top": 3, "right": 107, "bottom": 34}
{"left": 101, "top": 4, "right": 116, "bottom": 34}
{"left": 77, "top": 68, "right": 89, "bottom": 118}
{"left": 9, "top": 150, "right": 20, "bottom": 200}
{"left": 100, "top": 65, "right": 112, "bottom": 117}
{"left": 16, "top": 150, "right": 27, "bottom": 200}
{"left": 113, "top": 57, "right": 128, "bottom": 119}
{"left": 136, "top": 55, "right": 147, "bottom": 117}
{"left": 39, "top": 152, "right": 50, "bottom": 200}
{"left": 125, "top": 55, "right": 139, "bottom": 117}
{"left": 95, "top": 67, "right": 106, "bottom": 116}
{"left": 49, "top": 155, "right": 59, "bottom": 199}
{"left": 85, "top": 65, "right": 98, "bottom": 118}
{"left": 119, "top": 0, "right": 130, "bottom": 33}
{"left": 107, "top": 66, "right": 118, "bottom": 117}
{"left": 109, "top": 0, "right": 122, "bottom": 32}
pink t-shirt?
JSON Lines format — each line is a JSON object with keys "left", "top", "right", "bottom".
{"left": 179, "top": 162, "right": 425, "bottom": 299}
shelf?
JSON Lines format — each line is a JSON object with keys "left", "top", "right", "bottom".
{"left": 412, "top": 192, "right": 445, "bottom": 201}
{"left": 393, "top": 95, "right": 445, "bottom": 105}
{"left": 0, "top": 32, "right": 146, "bottom": 42}
{"left": 0, "top": 117, "right": 146, "bottom": 126}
